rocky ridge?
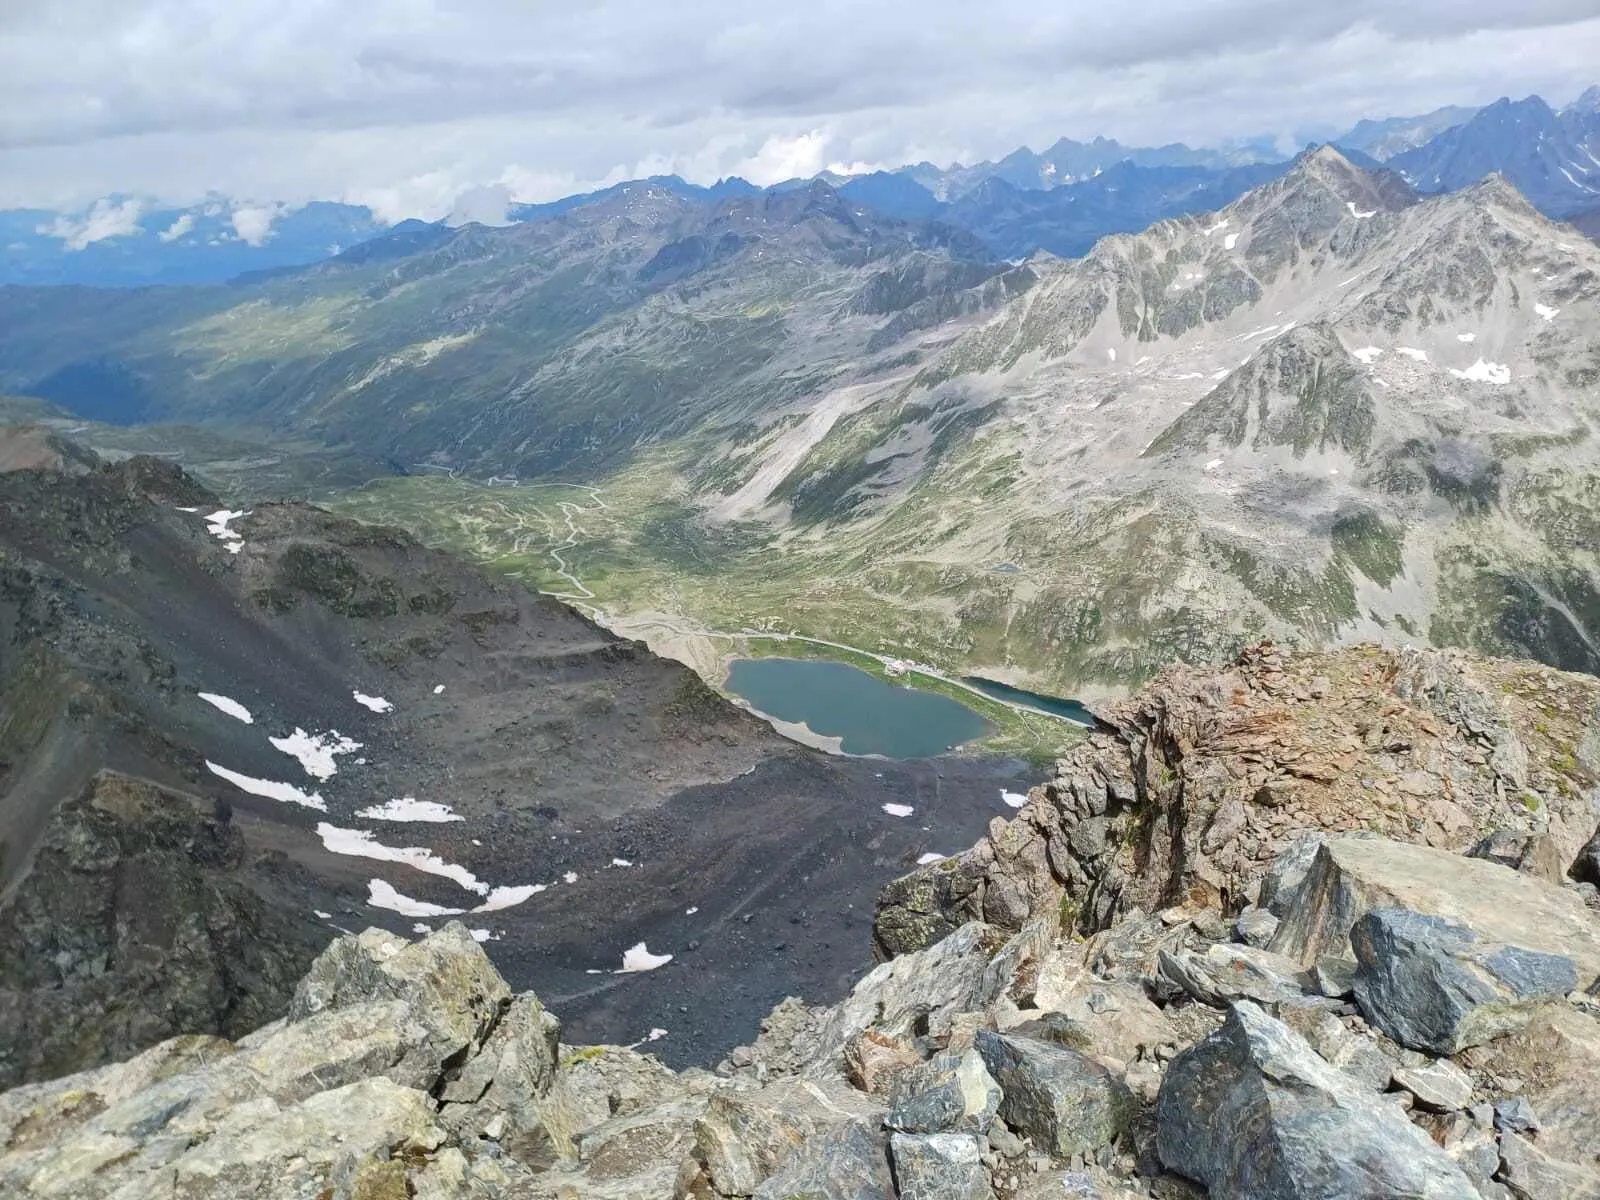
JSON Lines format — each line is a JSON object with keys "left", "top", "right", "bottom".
{"left": 2, "top": 641, "right": 1597, "bottom": 1198}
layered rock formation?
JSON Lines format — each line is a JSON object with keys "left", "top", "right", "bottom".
{"left": 2, "top": 641, "right": 1597, "bottom": 1198}
{"left": 876, "top": 641, "right": 1600, "bottom": 956}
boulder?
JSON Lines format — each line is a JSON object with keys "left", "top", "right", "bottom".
{"left": 1351, "top": 908, "right": 1578, "bottom": 1054}
{"left": 842, "top": 1029, "right": 920, "bottom": 1096}
{"left": 1496, "top": 1130, "right": 1600, "bottom": 1199}
{"left": 885, "top": 1049, "right": 1001, "bottom": 1135}
{"left": 288, "top": 923, "right": 511, "bottom": 1083}
{"left": 750, "top": 1119, "right": 895, "bottom": 1200}
{"left": 1467, "top": 829, "right": 1564, "bottom": 882}
{"left": 1156, "top": 1002, "right": 1479, "bottom": 1199}
{"left": 1153, "top": 944, "right": 1313, "bottom": 1008}
{"left": 1236, "top": 907, "right": 1281, "bottom": 948}
{"left": 435, "top": 993, "right": 578, "bottom": 1167}
{"left": 693, "top": 1077, "right": 882, "bottom": 1196}
{"left": 973, "top": 1030, "right": 1133, "bottom": 1160}
{"left": 889, "top": 1132, "right": 993, "bottom": 1200}
{"left": 1267, "top": 838, "right": 1600, "bottom": 990}
{"left": 1391, "top": 1059, "right": 1475, "bottom": 1112}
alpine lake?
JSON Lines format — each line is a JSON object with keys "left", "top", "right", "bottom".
{"left": 723, "top": 657, "right": 1091, "bottom": 758}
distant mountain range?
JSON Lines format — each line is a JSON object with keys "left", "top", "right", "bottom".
{"left": 2, "top": 148, "right": 1597, "bottom": 697}
{"left": 4, "top": 88, "right": 1598, "bottom": 288}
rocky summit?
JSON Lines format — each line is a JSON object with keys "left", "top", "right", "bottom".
{"left": 1, "top": 642, "right": 1596, "bottom": 1198}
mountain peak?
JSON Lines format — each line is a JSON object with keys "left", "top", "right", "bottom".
{"left": 1568, "top": 84, "right": 1600, "bottom": 115}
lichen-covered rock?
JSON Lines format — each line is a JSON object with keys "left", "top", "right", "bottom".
{"left": 974, "top": 1030, "right": 1133, "bottom": 1160}
{"left": 1157, "top": 1002, "right": 1479, "bottom": 1199}
{"left": 1351, "top": 908, "right": 1578, "bottom": 1054}
{"left": 889, "top": 1132, "right": 993, "bottom": 1200}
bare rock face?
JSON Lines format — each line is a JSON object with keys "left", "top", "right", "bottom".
{"left": 876, "top": 642, "right": 1600, "bottom": 956}
{"left": 0, "top": 771, "right": 325, "bottom": 1089}
{"left": 1156, "top": 1002, "right": 1480, "bottom": 1199}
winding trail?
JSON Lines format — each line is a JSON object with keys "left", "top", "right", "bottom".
{"left": 395, "top": 474, "right": 1088, "bottom": 729}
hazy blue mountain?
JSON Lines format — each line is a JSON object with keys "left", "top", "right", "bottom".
{"left": 508, "top": 175, "right": 759, "bottom": 222}
{"left": 0, "top": 199, "right": 388, "bottom": 287}
{"left": 900, "top": 135, "right": 1274, "bottom": 200}
{"left": 1334, "top": 105, "right": 1480, "bottom": 160}
{"left": 1388, "top": 95, "right": 1600, "bottom": 217}
{"left": 836, "top": 172, "right": 944, "bottom": 221}
{"left": 936, "top": 159, "right": 1290, "bottom": 258}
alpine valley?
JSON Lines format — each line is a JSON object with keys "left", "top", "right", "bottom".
{"left": 3, "top": 144, "right": 1598, "bottom": 705}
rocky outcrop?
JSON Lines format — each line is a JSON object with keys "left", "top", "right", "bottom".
{"left": 0, "top": 771, "right": 325, "bottom": 1089}
{"left": 1156, "top": 1001, "right": 1480, "bottom": 1198}
{"left": 877, "top": 642, "right": 1600, "bottom": 955}
{"left": 4, "top": 643, "right": 1599, "bottom": 1198}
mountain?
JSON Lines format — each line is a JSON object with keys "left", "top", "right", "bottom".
{"left": 1389, "top": 95, "right": 1600, "bottom": 217}
{"left": 1334, "top": 104, "right": 1480, "bottom": 160}
{"left": 2, "top": 150, "right": 1597, "bottom": 706}
{"left": 899, "top": 134, "right": 1274, "bottom": 200}
{"left": 940, "top": 160, "right": 1290, "bottom": 259}
{"left": 0, "top": 429, "right": 1034, "bottom": 1081}
{"left": 507, "top": 173, "right": 761, "bottom": 222}
{"left": 0, "top": 180, "right": 1013, "bottom": 478}
{"left": 0, "top": 199, "right": 389, "bottom": 287}
{"left": 4, "top": 640, "right": 1598, "bottom": 1197}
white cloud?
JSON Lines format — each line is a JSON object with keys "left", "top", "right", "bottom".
{"left": 447, "top": 182, "right": 513, "bottom": 226}
{"left": 36, "top": 196, "right": 143, "bottom": 250}
{"left": 230, "top": 202, "right": 281, "bottom": 245}
{"left": 0, "top": 3, "right": 1597, "bottom": 212}
{"left": 157, "top": 211, "right": 194, "bottom": 241}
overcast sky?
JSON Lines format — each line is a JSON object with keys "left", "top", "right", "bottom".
{"left": 2, "top": 1, "right": 1598, "bottom": 220}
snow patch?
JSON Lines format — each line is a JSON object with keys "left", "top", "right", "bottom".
{"left": 474, "top": 884, "right": 546, "bottom": 913}
{"left": 197, "top": 692, "right": 253, "bottom": 724}
{"left": 563, "top": 871, "right": 579, "bottom": 884}
{"left": 1223, "top": 232, "right": 1240, "bottom": 250}
{"left": 610, "top": 858, "right": 634, "bottom": 868}
{"left": 1395, "top": 347, "right": 1429, "bottom": 363}
{"left": 355, "top": 798, "right": 463, "bottom": 823}
{"left": 1457, "top": 333, "right": 1477, "bottom": 343}
{"left": 206, "top": 761, "right": 326, "bottom": 811}
{"left": 1346, "top": 202, "right": 1376, "bottom": 219}
{"left": 1449, "top": 359, "right": 1512, "bottom": 385}
{"left": 433, "top": 685, "right": 446, "bottom": 694}
{"left": 470, "top": 929, "right": 494, "bottom": 943}
{"left": 270, "top": 728, "right": 361, "bottom": 781}
{"left": 413, "top": 923, "right": 432, "bottom": 934}
{"left": 314, "top": 910, "right": 332, "bottom": 920}
{"left": 882, "top": 803, "right": 914, "bottom": 818}
{"left": 316, "top": 823, "right": 487, "bottom": 894}
{"left": 685, "top": 906, "right": 699, "bottom": 915}
{"left": 1202, "top": 218, "right": 1229, "bottom": 237}
{"left": 1001, "top": 790, "right": 1028, "bottom": 809}
{"left": 618, "top": 943, "right": 673, "bottom": 973}
{"left": 204, "top": 509, "right": 249, "bottom": 545}
{"left": 368, "top": 879, "right": 465, "bottom": 917}
{"left": 1210, "top": 369, "right": 1229, "bottom": 381}
{"left": 1204, "top": 459, "right": 1224, "bottom": 472}
{"left": 917, "top": 852, "right": 949, "bottom": 866}
{"left": 1535, "top": 303, "right": 1560, "bottom": 322}
{"left": 1106, "top": 348, "right": 1117, "bottom": 362}
{"left": 1351, "top": 347, "right": 1383, "bottom": 365}
{"left": 353, "top": 691, "right": 394, "bottom": 713}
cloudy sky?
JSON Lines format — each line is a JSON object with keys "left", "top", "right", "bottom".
{"left": 2, "top": 0, "right": 1598, "bottom": 220}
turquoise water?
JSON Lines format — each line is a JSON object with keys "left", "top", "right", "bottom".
{"left": 959, "top": 676, "right": 1096, "bottom": 726}
{"left": 725, "top": 658, "right": 992, "bottom": 758}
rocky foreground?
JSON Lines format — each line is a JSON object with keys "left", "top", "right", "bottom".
{"left": 1, "top": 642, "right": 1598, "bottom": 1198}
